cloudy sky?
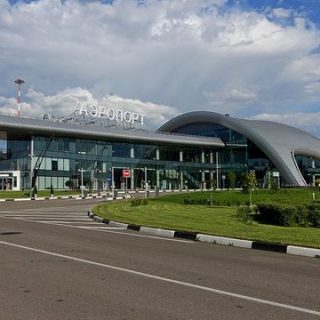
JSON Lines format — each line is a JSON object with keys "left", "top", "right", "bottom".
{"left": 1, "top": 0, "right": 320, "bottom": 135}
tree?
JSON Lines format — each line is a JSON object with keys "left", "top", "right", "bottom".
{"left": 32, "top": 185, "right": 38, "bottom": 198}
{"left": 209, "top": 178, "right": 216, "bottom": 190}
{"left": 65, "top": 180, "right": 73, "bottom": 190}
{"left": 227, "top": 171, "right": 236, "bottom": 189}
{"left": 241, "top": 171, "right": 257, "bottom": 206}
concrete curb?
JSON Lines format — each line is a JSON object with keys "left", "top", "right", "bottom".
{"left": 196, "top": 234, "right": 253, "bottom": 249}
{"left": 0, "top": 195, "right": 113, "bottom": 202}
{"left": 0, "top": 188, "right": 209, "bottom": 202}
{"left": 87, "top": 210, "right": 320, "bottom": 259}
{"left": 140, "top": 226, "right": 175, "bottom": 238}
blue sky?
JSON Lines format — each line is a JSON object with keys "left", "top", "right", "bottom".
{"left": 9, "top": 0, "right": 320, "bottom": 24}
{"left": 1, "top": 0, "right": 320, "bottom": 136}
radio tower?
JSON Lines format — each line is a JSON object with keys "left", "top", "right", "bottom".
{"left": 15, "top": 78, "right": 25, "bottom": 117}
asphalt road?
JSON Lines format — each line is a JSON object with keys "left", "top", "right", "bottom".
{"left": 0, "top": 199, "right": 319, "bottom": 320}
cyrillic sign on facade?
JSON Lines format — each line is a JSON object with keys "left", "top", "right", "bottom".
{"left": 78, "top": 104, "right": 144, "bottom": 126}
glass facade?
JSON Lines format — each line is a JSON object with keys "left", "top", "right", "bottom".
{"left": 2, "top": 120, "right": 317, "bottom": 191}
{"left": 0, "top": 132, "right": 222, "bottom": 191}
{"left": 171, "top": 122, "right": 277, "bottom": 188}
{"left": 295, "top": 155, "right": 320, "bottom": 186}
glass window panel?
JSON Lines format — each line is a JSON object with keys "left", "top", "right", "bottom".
{"left": 52, "top": 160, "right": 58, "bottom": 171}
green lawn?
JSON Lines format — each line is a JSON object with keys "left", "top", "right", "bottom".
{"left": 93, "top": 189, "right": 320, "bottom": 248}
{"left": 0, "top": 190, "right": 79, "bottom": 199}
{"left": 157, "top": 188, "right": 320, "bottom": 205}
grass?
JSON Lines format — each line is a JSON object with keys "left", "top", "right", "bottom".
{"left": 93, "top": 189, "right": 320, "bottom": 249}
{"left": 0, "top": 190, "right": 80, "bottom": 199}
{"left": 158, "top": 188, "right": 319, "bottom": 205}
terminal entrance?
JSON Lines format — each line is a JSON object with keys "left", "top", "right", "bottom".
{"left": 112, "top": 167, "right": 156, "bottom": 190}
{"left": 0, "top": 176, "right": 14, "bottom": 191}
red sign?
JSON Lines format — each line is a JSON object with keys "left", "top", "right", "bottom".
{"left": 122, "top": 169, "right": 131, "bottom": 178}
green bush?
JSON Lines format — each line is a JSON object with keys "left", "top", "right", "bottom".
{"left": 131, "top": 198, "right": 149, "bottom": 206}
{"left": 278, "top": 206, "right": 298, "bottom": 226}
{"left": 183, "top": 198, "right": 209, "bottom": 205}
{"left": 131, "top": 199, "right": 142, "bottom": 206}
{"left": 256, "top": 202, "right": 320, "bottom": 227}
{"left": 256, "top": 203, "right": 298, "bottom": 226}
{"left": 184, "top": 197, "right": 241, "bottom": 207}
{"left": 295, "top": 205, "right": 309, "bottom": 226}
{"left": 306, "top": 204, "right": 320, "bottom": 227}
{"left": 236, "top": 205, "right": 253, "bottom": 223}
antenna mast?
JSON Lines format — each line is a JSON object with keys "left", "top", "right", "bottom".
{"left": 15, "top": 78, "right": 25, "bottom": 117}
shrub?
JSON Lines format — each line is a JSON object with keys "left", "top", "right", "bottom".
{"left": 183, "top": 198, "right": 210, "bottom": 205}
{"left": 306, "top": 204, "right": 320, "bottom": 227}
{"left": 295, "top": 205, "right": 309, "bottom": 226}
{"left": 131, "top": 199, "right": 139, "bottom": 206}
{"left": 142, "top": 199, "right": 149, "bottom": 205}
{"left": 131, "top": 199, "right": 149, "bottom": 206}
{"left": 236, "top": 205, "right": 253, "bottom": 223}
{"left": 255, "top": 203, "right": 298, "bottom": 226}
{"left": 278, "top": 206, "right": 298, "bottom": 226}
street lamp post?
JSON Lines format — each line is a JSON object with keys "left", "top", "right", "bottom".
{"left": 29, "top": 139, "right": 34, "bottom": 198}
{"left": 144, "top": 166, "right": 148, "bottom": 199}
{"left": 111, "top": 167, "right": 115, "bottom": 199}
{"left": 79, "top": 167, "right": 85, "bottom": 198}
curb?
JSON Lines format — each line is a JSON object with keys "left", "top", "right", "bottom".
{"left": 0, "top": 188, "right": 212, "bottom": 202}
{"left": 87, "top": 210, "right": 320, "bottom": 259}
{"left": 0, "top": 195, "right": 114, "bottom": 202}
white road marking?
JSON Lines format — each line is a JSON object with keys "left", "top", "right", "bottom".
{"left": 0, "top": 211, "right": 193, "bottom": 243}
{"left": 4, "top": 213, "right": 84, "bottom": 218}
{"left": 78, "top": 226, "right": 128, "bottom": 230}
{"left": 3, "top": 216, "right": 193, "bottom": 243}
{"left": 23, "top": 217, "right": 90, "bottom": 220}
{"left": 0, "top": 240, "right": 319, "bottom": 317}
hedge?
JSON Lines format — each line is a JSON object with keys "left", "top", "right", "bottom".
{"left": 255, "top": 202, "right": 320, "bottom": 227}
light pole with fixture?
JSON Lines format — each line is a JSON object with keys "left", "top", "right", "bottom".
{"left": 79, "top": 167, "right": 85, "bottom": 198}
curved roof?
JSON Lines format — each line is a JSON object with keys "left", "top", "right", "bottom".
{"left": 0, "top": 114, "right": 224, "bottom": 148}
{"left": 158, "top": 111, "right": 320, "bottom": 186}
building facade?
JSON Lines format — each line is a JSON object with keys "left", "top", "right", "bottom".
{"left": 0, "top": 111, "right": 320, "bottom": 191}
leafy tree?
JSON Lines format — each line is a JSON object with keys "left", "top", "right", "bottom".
{"left": 241, "top": 171, "right": 257, "bottom": 206}
{"left": 32, "top": 185, "right": 38, "bottom": 198}
{"left": 65, "top": 180, "right": 73, "bottom": 190}
{"left": 227, "top": 171, "right": 236, "bottom": 189}
{"left": 209, "top": 178, "right": 216, "bottom": 190}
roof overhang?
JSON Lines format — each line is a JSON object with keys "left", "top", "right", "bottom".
{"left": 159, "top": 111, "right": 320, "bottom": 186}
{"left": 0, "top": 115, "right": 224, "bottom": 148}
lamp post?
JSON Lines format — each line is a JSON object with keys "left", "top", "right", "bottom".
{"left": 79, "top": 167, "right": 85, "bottom": 198}
{"left": 144, "top": 166, "right": 148, "bottom": 199}
{"left": 111, "top": 166, "right": 115, "bottom": 199}
{"left": 29, "top": 139, "right": 34, "bottom": 198}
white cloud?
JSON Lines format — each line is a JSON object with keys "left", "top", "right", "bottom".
{"left": 0, "top": 0, "right": 320, "bottom": 134}
{"left": 248, "top": 112, "right": 320, "bottom": 137}
{"left": 272, "top": 8, "right": 292, "bottom": 19}
{"left": 0, "top": 87, "right": 177, "bottom": 129}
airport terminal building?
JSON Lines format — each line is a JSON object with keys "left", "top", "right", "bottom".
{"left": 1, "top": 109, "right": 320, "bottom": 192}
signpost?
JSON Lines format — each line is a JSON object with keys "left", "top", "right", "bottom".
{"left": 222, "top": 174, "right": 226, "bottom": 189}
{"left": 122, "top": 169, "right": 131, "bottom": 178}
{"left": 122, "top": 169, "right": 131, "bottom": 196}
